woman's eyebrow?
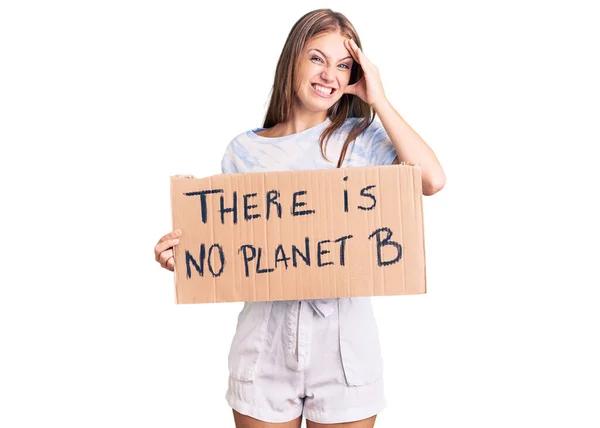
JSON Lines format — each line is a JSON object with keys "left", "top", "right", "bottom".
{"left": 309, "top": 48, "right": 352, "bottom": 62}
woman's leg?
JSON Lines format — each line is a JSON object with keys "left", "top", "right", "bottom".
{"left": 308, "top": 415, "right": 377, "bottom": 428}
{"left": 302, "top": 299, "right": 385, "bottom": 426}
{"left": 233, "top": 409, "right": 302, "bottom": 428}
{"left": 226, "top": 301, "right": 305, "bottom": 425}
{"left": 306, "top": 415, "right": 376, "bottom": 427}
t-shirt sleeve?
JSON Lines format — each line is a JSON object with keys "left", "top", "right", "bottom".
{"left": 368, "top": 121, "right": 398, "bottom": 166}
{"left": 220, "top": 142, "right": 239, "bottom": 174}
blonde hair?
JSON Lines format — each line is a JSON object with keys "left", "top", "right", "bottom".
{"left": 262, "top": 8, "right": 375, "bottom": 168}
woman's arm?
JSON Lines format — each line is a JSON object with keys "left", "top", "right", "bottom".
{"left": 342, "top": 37, "right": 446, "bottom": 196}
{"left": 374, "top": 98, "right": 446, "bottom": 196}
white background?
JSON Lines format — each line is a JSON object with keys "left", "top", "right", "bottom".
{"left": 1, "top": 0, "right": 599, "bottom": 427}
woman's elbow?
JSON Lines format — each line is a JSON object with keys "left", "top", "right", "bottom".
{"left": 423, "top": 172, "right": 446, "bottom": 196}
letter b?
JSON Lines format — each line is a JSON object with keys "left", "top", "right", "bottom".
{"left": 367, "top": 227, "right": 402, "bottom": 266}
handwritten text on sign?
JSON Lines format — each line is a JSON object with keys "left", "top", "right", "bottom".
{"left": 182, "top": 175, "right": 402, "bottom": 279}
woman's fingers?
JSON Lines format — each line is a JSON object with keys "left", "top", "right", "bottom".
{"left": 154, "top": 237, "right": 180, "bottom": 262}
{"left": 347, "top": 39, "right": 375, "bottom": 72}
{"left": 345, "top": 39, "right": 359, "bottom": 64}
{"left": 350, "top": 39, "right": 368, "bottom": 64}
{"left": 154, "top": 229, "right": 182, "bottom": 268}
{"left": 159, "top": 248, "right": 175, "bottom": 270}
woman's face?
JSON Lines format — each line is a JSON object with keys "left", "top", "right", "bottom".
{"left": 293, "top": 32, "right": 355, "bottom": 113}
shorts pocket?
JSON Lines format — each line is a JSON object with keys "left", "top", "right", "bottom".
{"left": 227, "top": 301, "right": 272, "bottom": 382}
{"left": 338, "top": 297, "right": 384, "bottom": 386}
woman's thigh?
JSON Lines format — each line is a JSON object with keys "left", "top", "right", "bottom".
{"left": 306, "top": 414, "right": 377, "bottom": 428}
{"left": 233, "top": 409, "right": 302, "bottom": 428}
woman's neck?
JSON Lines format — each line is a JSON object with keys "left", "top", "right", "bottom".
{"left": 267, "top": 111, "right": 328, "bottom": 137}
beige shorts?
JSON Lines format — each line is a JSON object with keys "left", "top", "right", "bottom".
{"left": 225, "top": 298, "right": 386, "bottom": 424}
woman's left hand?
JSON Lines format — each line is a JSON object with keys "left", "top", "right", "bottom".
{"left": 343, "top": 38, "right": 387, "bottom": 108}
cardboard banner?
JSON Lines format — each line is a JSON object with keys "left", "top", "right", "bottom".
{"left": 170, "top": 163, "right": 426, "bottom": 304}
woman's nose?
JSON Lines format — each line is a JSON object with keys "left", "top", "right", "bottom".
{"left": 321, "top": 65, "right": 335, "bottom": 81}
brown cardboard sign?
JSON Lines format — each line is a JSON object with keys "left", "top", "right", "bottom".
{"left": 170, "top": 163, "right": 426, "bottom": 304}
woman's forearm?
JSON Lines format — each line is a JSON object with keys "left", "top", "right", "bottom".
{"left": 373, "top": 98, "right": 446, "bottom": 195}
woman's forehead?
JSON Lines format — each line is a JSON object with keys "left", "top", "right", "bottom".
{"left": 307, "top": 32, "right": 346, "bottom": 46}
{"left": 305, "top": 33, "right": 350, "bottom": 58}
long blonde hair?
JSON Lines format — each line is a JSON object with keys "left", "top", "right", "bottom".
{"left": 262, "top": 8, "right": 375, "bottom": 168}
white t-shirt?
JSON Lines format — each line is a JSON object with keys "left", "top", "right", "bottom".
{"left": 221, "top": 116, "right": 398, "bottom": 174}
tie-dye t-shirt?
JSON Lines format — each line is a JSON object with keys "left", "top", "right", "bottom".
{"left": 220, "top": 116, "right": 397, "bottom": 174}
{"left": 219, "top": 116, "right": 398, "bottom": 317}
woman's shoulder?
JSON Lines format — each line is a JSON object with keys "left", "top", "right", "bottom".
{"left": 229, "top": 127, "right": 255, "bottom": 143}
{"left": 223, "top": 127, "right": 258, "bottom": 153}
{"left": 220, "top": 129, "right": 252, "bottom": 174}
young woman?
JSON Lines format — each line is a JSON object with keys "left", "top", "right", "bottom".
{"left": 154, "top": 8, "right": 445, "bottom": 428}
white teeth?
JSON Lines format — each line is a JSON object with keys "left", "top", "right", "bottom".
{"left": 313, "top": 84, "right": 332, "bottom": 94}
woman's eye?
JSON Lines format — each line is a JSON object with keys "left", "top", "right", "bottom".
{"left": 310, "top": 56, "right": 350, "bottom": 70}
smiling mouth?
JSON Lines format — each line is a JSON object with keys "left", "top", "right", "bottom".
{"left": 312, "top": 83, "right": 336, "bottom": 95}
